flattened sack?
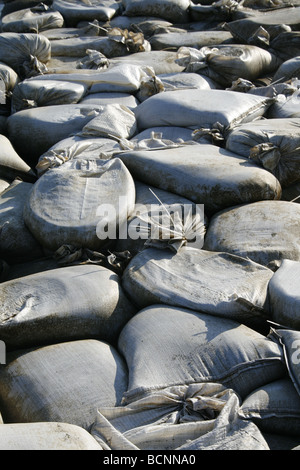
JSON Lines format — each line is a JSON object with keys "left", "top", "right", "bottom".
{"left": 23, "top": 158, "right": 136, "bottom": 252}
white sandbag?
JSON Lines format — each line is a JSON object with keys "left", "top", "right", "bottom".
{"left": 49, "top": 35, "right": 128, "bottom": 58}
{"left": 118, "top": 144, "right": 281, "bottom": 214}
{"left": 158, "top": 71, "right": 220, "bottom": 91}
{"left": 239, "top": 378, "right": 300, "bottom": 437}
{"left": 270, "top": 329, "right": 300, "bottom": 396}
{"left": 0, "top": 134, "right": 36, "bottom": 182}
{"left": 121, "top": 0, "right": 190, "bottom": 24}
{"left": 0, "top": 32, "right": 51, "bottom": 78}
{"left": 52, "top": 0, "right": 121, "bottom": 27}
{"left": 1, "top": 5, "right": 64, "bottom": 33}
{"left": 122, "top": 246, "right": 273, "bottom": 329}
{"left": 23, "top": 158, "right": 135, "bottom": 252}
{"left": 0, "top": 339, "right": 128, "bottom": 429}
{"left": 79, "top": 104, "right": 137, "bottom": 140}
{"left": 0, "top": 179, "right": 43, "bottom": 264}
{"left": 150, "top": 30, "right": 234, "bottom": 51}
{"left": 115, "top": 180, "right": 206, "bottom": 255}
{"left": 0, "top": 264, "right": 135, "bottom": 349}
{"left": 225, "top": 118, "right": 300, "bottom": 187}
{"left": 0, "top": 422, "right": 102, "bottom": 450}
{"left": 203, "top": 200, "right": 300, "bottom": 269}
{"left": 80, "top": 92, "right": 139, "bottom": 109}
{"left": 11, "top": 79, "right": 88, "bottom": 113}
{"left": 91, "top": 382, "right": 269, "bottom": 450}
{"left": 134, "top": 89, "right": 274, "bottom": 133}
{"left": 268, "top": 259, "right": 300, "bottom": 330}
{"left": 36, "top": 135, "right": 122, "bottom": 176}
{"left": 7, "top": 103, "right": 110, "bottom": 164}
{"left": 118, "top": 305, "right": 285, "bottom": 401}
{"left": 176, "top": 44, "right": 281, "bottom": 88}
{"left": 110, "top": 51, "right": 185, "bottom": 74}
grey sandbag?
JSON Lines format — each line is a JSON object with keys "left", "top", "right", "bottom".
{"left": 0, "top": 264, "right": 136, "bottom": 349}
{"left": 23, "top": 157, "right": 136, "bottom": 252}
{"left": 0, "top": 134, "right": 36, "bottom": 182}
{"left": 239, "top": 378, "right": 300, "bottom": 437}
{"left": 134, "top": 89, "right": 274, "bottom": 133}
{"left": 267, "top": 89, "right": 300, "bottom": 120}
{"left": 118, "top": 143, "right": 281, "bottom": 214}
{"left": 268, "top": 260, "right": 300, "bottom": 330}
{"left": 0, "top": 32, "right": 51, "bottom": 78}
{"left": 118, "top": 304, "right": 285, "bottom": 401}
{"left": 150, "top": 30, "right": 234, "bottom": 51}
{"left": 122, "top": 246, "right": 273, "bottom": 329}
{"left": 52, "top": 0, "right": 121, "bottom": 27}
{"left": 80, "top": 92, "right": 139, "bottom": 110}
{"left": 225, "top": 118, "right": 300, "bottom": 187}
{"left": 226, "top": 7, "right": 300, "bottom": 43}
{"left": 1, "top": 5, "right": 64, "bottom": 33}
{"left": 203, "top": 200, "right": 300, "bottom": 269}
{"left": 49, "top": 36, "right": 128, "bottom": 58}
{"left": 176, "top": 44, "right": 281, "bottom": 88}
{"left": 157, "top": 71, "right": 220, "bottom": 91}
{"left": 0, "top": 179, "right": 43, "bottom": 264}
{"left": 0, "top": 339, "right": 128, "bottom": 430}
{"left": 272, "top": 56, "right": 300, "bottom": 83}
{"left": 269, "top": 329, "right": 300, "bottom": 396}
{"left": 110, "top": 51, "right": 185, "bottom": 75}
{"left": 121, "top": 0, "right": 190, "bottom": 24}
{"left": 11, "top": 78, "right": 88, "bottom": 113}
{"left": 7, "top": 103, "right": 114, "bottom": 164}
{"left": 0, "top": 422, "right": 102, "bottom": 450}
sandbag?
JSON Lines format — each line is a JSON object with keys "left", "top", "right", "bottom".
{"left": 0, "top": 179, "right": 43, "bottom": 264}
{"left": 11, "top": 78, "right": 88, "bottom": 113}
{"left": 122, "top": 246, "right": 273, "bottom": 330}
{"left": 225, "top": 118, "right": 300, "bottom": 187}
{"left": 80, "top": 92, "right": 139, "bottom": 109}
{"left": 0, "top": 134, "right": 36, "bottom": 182}
{"left": 91, "top": 382, "right": 269, "bottom": 450}
{"left": 23, "top": 157, "right": 136, "bottom": 252}
{"left": 49, "top": 35, "right": 128, "bottom": 58}
{"left": 270, "top": 329, "right": 300, "bottom": 396}
{"left": 268, "top": 259, "right": 300, "bottom": 330}
{"left": 0, "top": 264, "right": 135, "bottom": 349}
{"left": 118, "top": 305, "right": 285, "bottom": 401}
{"left": 115, "top": 180, "right": 205, "bottom": 255}
{"left": 118, "top": 143, "right": 281, "bottom": 214}
{"left": 226, "top": 7, "right": 300, "bottom": 43}
{"left": 270, "top": 31, "right": 300, "bottom": 62}
{"left": 0, "top": 422, "right": 102, "bottom": 450}
{"left": 203, "top": 200, "right": 300, "bottom": 269}
{"left": 1, "top": 5, "right": 64, "bottom": 33}
{"left": 158, "top": 71, "right": 220, "bottom": 91}
{"left": 176, "top": 44, "right": 281, "bottom": 88}
{"left": 121, "top": 0, "right": 190, "bottom": 24}
{"left": 267, "top": 90, "right": 300, "bottom": 119}
{"left": 0, "top": 32, "right": 51, "bottom": 78}
{"left": 0, "top": 339, "right": 128, "bottom": 429}
{"left": 110, "top": 51, "right": 185, "bottom": 74}
{"left": 7, "top": 103, "right": 113, "bottom": 164}
{"left": 150, "top": 30, "right": 234, "bottom": 51}
{"left": 272, "top": 56, "right": 300, "bottom": 84}
{"left": 52, "top": 0, "right": 121, "bottom": 27}
{"left": 36, "top": 135, "right": 122, "bottom": 176}
{"left": 239, "top": 378, "right": 300, "bottom": 437}
{"left": 134, "top": 89, "right": 274, "bottom": 134}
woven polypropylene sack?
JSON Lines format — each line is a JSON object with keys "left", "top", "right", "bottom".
{"left": 118, "top": 305, "right": 286, "bottom": 401}
{"left": 121, "top": 0, "right": 190, "bottom": 23}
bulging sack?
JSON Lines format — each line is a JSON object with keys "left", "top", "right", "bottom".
{"left": 1, "top": 5, "right": 64, "bottom": 33}
{"left": 121, "top": 0, "right": 190, "bottom": 24}
{"left": 52, "top": 0, "right": 121, "bottom": 27}
{"left": 0, "top": 339, "right": 128, "bottom": 429}
{"left": 203, "top": 200, "right": 300, "bottom": 269}
{"left": 0, "top": 264, "right": 136, "bottom": 349}
{"left": 225, "top": 118, "right": 300, "bottom": 187}
{"left": 23, "top": 157, "right": 136, "bottom": 252}
{"left": 118, "top": 143, "right": 281, "bottom": 214}
{"left": 118, "top": 304, "right": 285, "bottom": 401}
{"left": 122, "top": 246, "right": 273, "bottom": 329}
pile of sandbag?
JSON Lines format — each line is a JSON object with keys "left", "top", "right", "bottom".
{"left": 1, "top": 0, "right": 300, "bottom": 452}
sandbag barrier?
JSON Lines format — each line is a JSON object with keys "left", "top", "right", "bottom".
{"left": 0, "top": 0, "right": 300, "bottom": 452}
